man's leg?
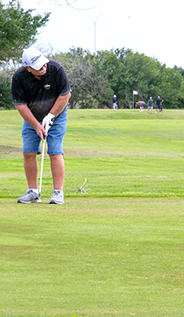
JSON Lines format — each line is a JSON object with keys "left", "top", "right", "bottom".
{"left": 17, "top": 152, "right": 41, "bottom": 203}
{"left": 24, "top": 152, "right": 38, "bottom": 188}
{"left": 49, "top": 154, "right": 65, "bottom": 190}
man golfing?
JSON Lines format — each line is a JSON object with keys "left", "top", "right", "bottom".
{"left": 12, "top": 47, "right": 71, "bottom": 204}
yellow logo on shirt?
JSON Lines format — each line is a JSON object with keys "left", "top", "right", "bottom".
{"left": 44, "top": 84, "right": 51, "bottom": 90}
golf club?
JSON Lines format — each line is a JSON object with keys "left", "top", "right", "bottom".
{"left": 39, "top": 137, "right": 46, "bottom": 196}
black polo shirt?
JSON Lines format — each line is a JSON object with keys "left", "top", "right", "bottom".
{"left": 156, "top": 98, "right": 162, "bottom": 106}
{"left": 12, "top": 59, "right": 71, "bottom": 121}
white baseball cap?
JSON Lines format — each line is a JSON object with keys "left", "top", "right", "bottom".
{"left": 22, "top": 47, "right": 49, "bottom": 70}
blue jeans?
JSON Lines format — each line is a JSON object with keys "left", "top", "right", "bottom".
{"left": 22, "top": 108, "right": 67, "bottom": 155}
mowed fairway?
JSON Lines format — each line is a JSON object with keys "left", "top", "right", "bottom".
{"left": 0, "top": 109, "right": 184, "bottom": 317}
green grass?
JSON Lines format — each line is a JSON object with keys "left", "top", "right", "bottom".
{"left": 1, "top": 109, "right": 184, "bottom": 199}
{"left": 0, "top": 109, "right": 184, "bottom": 316}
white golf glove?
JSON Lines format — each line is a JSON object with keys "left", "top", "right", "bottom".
{"left": 42, "top": 113, "right": 55, "bottom": 134}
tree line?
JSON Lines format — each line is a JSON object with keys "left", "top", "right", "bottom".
{"left": 50, "top": 47, "right": 184, "bottom": 109}
{"left": 0, "top": 1, "right": 184, "bottom": 110}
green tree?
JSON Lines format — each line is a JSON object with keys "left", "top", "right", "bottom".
{"left": 159, "top": 65, "right": 183, "bottom": 108}
{"left": 0, "top": 0, "right": 50, "bottom": 63}
{"left": 0, "top": 81, "right": 12, "bottom": 109}
{"left": 123, "top": 51, "right": 162, "bottom": 107}
{"left": 96, "top": 49, "right": 126, "bottom": 107}
{"left": 173, "top": 65, "right": 184, "bottom": 108}
{"left": 52, "top": 47, "right": 112, "bottom": 108}
{"left": 0, "top": 70, "right": 12, "bottom": 109}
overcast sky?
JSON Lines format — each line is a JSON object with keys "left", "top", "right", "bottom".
{"left": 3, "top": 0, "right": 184, "bottom": 68}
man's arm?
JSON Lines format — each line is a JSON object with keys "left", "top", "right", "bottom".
{"left": 15, "top": 104, "right": 46, "bottom": 141}
{"left": 49, "top": 93, "right": 71, "bottom": 117}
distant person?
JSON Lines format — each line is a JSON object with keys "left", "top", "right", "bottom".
{"left": 112, "top": 95, "right": 117, "bottom": 110}
{"left": 147, "top": 97, "right": 154, "bottom": 113}
{"left": 136, "top": 101, "right": 145, "bottom": 112}
{"left": 115, "top": 101, "right": 118, "bottom": 109}
{"left": 155, "top": 96, "right": 164, "bottom": 113}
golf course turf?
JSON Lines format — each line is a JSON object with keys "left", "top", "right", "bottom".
{"left": 0, "top": 109, "right": 184, "bottom": 317}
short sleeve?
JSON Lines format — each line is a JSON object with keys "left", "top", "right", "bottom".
{"left": 56, "top": 66, "right": 71, "bottom": 96}
{"left": 12, "top": 74, "right": 27, "bottom": 105}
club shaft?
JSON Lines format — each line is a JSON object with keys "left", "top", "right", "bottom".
{"left": 39, "top": 140, "right": 45, "bottom": 195}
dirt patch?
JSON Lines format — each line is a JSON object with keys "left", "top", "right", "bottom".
{"left": 0, "top": 145, "right": 22, "bottom": 154}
